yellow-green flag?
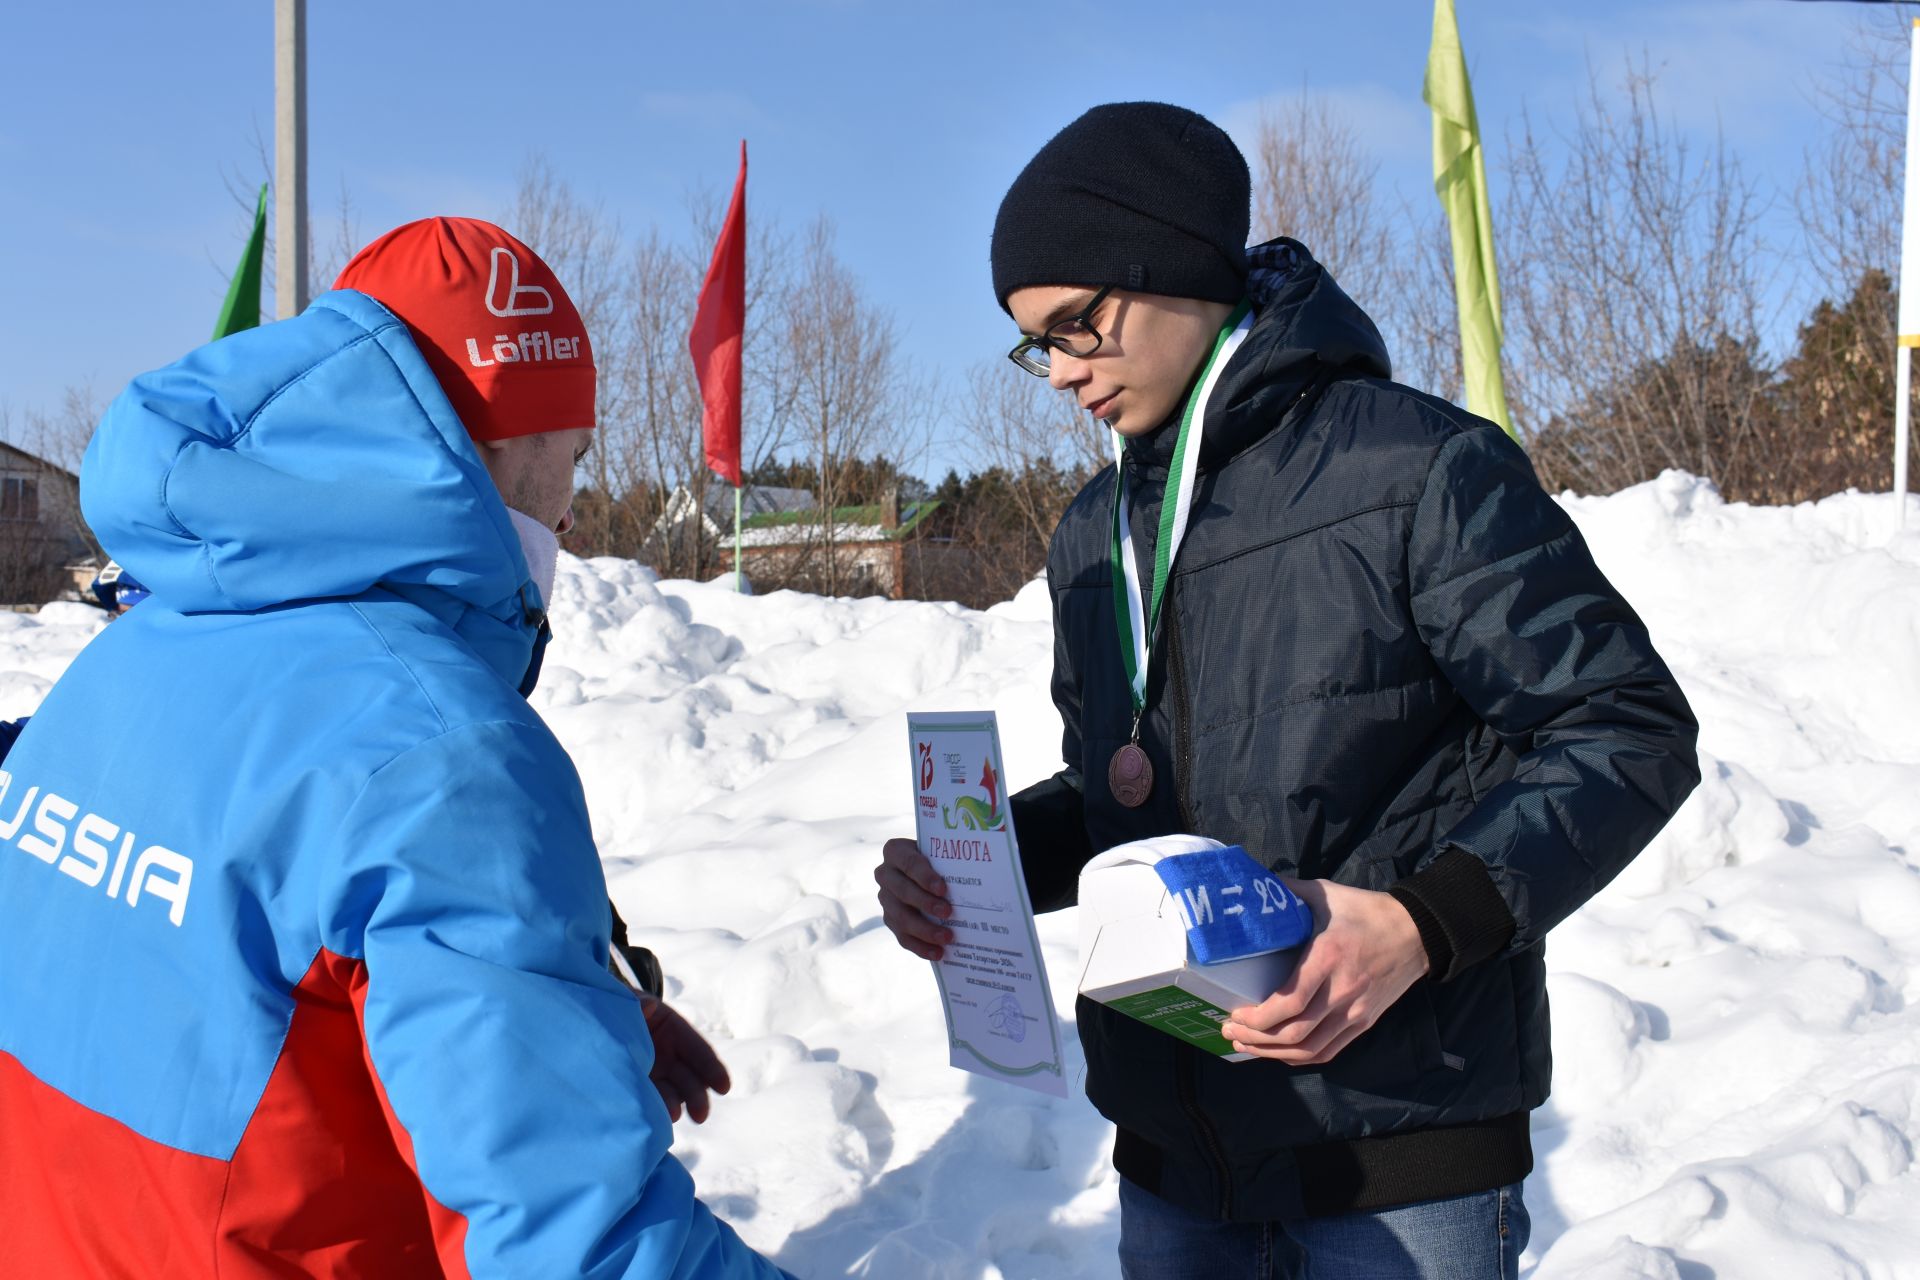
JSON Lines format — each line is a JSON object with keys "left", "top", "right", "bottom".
{"left": 1424, "top": 0, "right": 1516, "bottom": 440}
{"left": 213, "top": 185, "right": 268, "bottom": 340}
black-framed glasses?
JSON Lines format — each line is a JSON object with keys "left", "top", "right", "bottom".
{"left": 1008, "top": 285, "right": 1114, "bottom": 377}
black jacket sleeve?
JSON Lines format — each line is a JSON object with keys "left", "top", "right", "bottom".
{"left": 1009, "top": 566, "right": 1096, "bottom": 914}
{"left": 1011, "top": 772, "right": 1091, "bottom": 914}
{"left": 1390, "top": 426, "right": 1701, "bottom": 981}
{"left": 0, "top": 717, "right": 26, "bottom": 765}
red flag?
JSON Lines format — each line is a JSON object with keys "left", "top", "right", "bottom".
{"left": 690, "top": 141, "right": 747, "bottom": 487}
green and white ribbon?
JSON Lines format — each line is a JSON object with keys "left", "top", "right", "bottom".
{"left": 1110, "top": 301, "right": 1253, "bottom": 719}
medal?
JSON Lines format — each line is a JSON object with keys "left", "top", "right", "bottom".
{"left": 1108, "top": 740, "right": 1155, "bottom": 809}
{"left": 1106, "top": 301, "right": 1252, "bottom": 809}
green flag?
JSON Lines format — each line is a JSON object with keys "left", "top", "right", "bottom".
{"left": 213, "top": 184, "right": 268, "bottom": 340}
{"left": 1423, "top": 0, "right": 1516, "bottom": 441}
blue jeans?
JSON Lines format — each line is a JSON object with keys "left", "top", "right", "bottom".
{"left": 1117, "top": 1177, "right": 1529, "bottom": 1280}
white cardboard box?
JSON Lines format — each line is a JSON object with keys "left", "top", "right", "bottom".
{"left": 1077, "top": 836, "right": 1297, "bottom": 1062}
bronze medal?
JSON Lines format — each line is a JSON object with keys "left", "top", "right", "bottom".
{"left": 1109, "top": 742, "right": 1154, "bottom": 808}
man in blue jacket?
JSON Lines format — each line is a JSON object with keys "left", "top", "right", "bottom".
{"left": 878, "top": 103, "right": 1699, "bottom": 1278}
{"left": 0, "top": 217, "right": 784, "bottom": 1279}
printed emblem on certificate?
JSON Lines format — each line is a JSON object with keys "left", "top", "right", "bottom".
{"left": 906, "top": 710, "right": 1066, "bottom": 1097}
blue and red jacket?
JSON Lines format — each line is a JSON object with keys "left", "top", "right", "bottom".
{"left": 0, "top": 290, "right": 781, "bottom": 1279}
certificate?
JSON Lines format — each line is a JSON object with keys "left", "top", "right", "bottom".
{"left": 906, "top": 711, "right": 1066, "bottom": 1097}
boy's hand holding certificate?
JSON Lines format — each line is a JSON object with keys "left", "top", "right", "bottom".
{"left": 879, "top": 711, "right": 1066, "bottom": 1097}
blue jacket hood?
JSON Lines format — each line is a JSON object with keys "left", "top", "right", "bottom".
{"left": 82, "top": 290, "right": 536, "bottom": 652}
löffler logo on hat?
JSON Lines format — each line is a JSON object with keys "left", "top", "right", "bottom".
{"left": 333, "top": 217, "right": 595, "bottom": 442}
{"left": 485, "top": 247, "right": 553, "bottom": 318}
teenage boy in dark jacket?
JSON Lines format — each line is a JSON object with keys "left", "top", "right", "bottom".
{"left": 876, "top": 102, "right": 1699, "bottom": 1278}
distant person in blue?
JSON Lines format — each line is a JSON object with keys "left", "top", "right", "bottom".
{"left": 0, "top": 217, "right": 784, "bottom": 1279}
{"left": 0, "top": 563, "right": 150, "bottom": 764}
{"left": 90, "top": 560, "right": 152, "bottom": 615}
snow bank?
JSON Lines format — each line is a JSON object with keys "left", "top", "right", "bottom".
{"left": 6, "top": 474, "right": 1918, "bottom": 1277}
{"left": 0, "top": 602, "right": 104, "bottom": 722}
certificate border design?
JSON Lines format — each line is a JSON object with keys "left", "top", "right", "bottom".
{"left": 907, "top": 711, "right": 1066, "bottom": 1088}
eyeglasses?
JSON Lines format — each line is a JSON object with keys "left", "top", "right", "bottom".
{"left": 1007, "top": 285, "right": 1114, "bottom": 377}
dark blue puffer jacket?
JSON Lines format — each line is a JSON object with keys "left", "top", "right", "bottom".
{"left": 1010, "top": 238, "right": 1700, "bottom": 1222}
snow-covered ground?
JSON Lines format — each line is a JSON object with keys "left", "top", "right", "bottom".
{"left": 4, "top": 471, "right": 1918, "bottom": 1278}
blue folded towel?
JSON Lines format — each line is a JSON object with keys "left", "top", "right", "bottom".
{"left": 1152, "top": 845, "right": 1312, "bottom": 964}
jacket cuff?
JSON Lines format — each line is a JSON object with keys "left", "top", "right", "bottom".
{"left": 1008, "top": 772, "right": 1092, "bottom": 914}
{"left": 1387, "top": 848, "right": 1517, "bottom": 983}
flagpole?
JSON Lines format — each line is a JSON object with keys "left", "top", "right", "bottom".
{"left": 1898, "top": 349, "right": 1912, "bottom": 528}
{"left": 734, "top": 483, "right": 743, "bottom": 592}
{"left": 274, "top": 0, "right": 308, "bottom": 319}
{"left": 1895, "top": 17, "right": 1920, "bottom": 528}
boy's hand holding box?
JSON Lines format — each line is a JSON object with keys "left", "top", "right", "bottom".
{"left": 1077, "top": 835, "right": 1311, "bottom": 1062}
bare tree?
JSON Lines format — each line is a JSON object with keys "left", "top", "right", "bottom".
{"left": 503, "top": 158, "right": 654, "bottom": 565}
{"left": 19, "top": 385, "right": 106, "bottom": 565}
{"left": 1248, "top": 94, "right": 1462, "bottom": 402}
{"left": 506, "top": 156, "right": 625, "bottom": 347}
{"left": 921, "top": 366, "right": 1103, "bottom": 606}
{"left": 965, "top": 363, "right": 1105, "bottom": 541}
{"left": 219, "top": 122, "right": 361, "bottom": 319}
{"left": 218, "top": 121, "right": 282, "bottom": 325}
{"left": 1249, "top": 94, "right": 1395, "bottom": 312}
{"left": 1377, "top": 198, "right": 1464, "bottom": 403}
{"left": 1788, "top": 5, "right": 1920, "bottom": 501}
{"left": 497, "top": 155, "right": 827, "bottom": 581}
{"left": 767, "top": 218, "right": 931, "bottom": 595}
{"left": 0, "top": 516, "right": 73, "bottom": 606}
{"left": 311, "top": 178, "right": 364, "bottom": 292}
{"left": 608, "top": 228, "right": 702, "bottom": 570}
{"left": 1500, "top": 63, "right": 1776, "bottom": 497}
{"left": 1797, "top": 7, "right": 1911, "bottom": 295}
{"left": 543, "top": 177, "right": 802, "bottom": 579}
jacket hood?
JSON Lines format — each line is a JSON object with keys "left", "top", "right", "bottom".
{"left": 82, "top": 290, "right": 538, "bottom": 648}
{"left": 1127, "top": 237, "right": 1391, "bottom": 474}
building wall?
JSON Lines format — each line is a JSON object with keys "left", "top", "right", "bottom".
{"left": 0, "top": 447, "right": 92, "bottom": 604}
{"left": 741, "top": 540, "right": 903, "bottom": 598}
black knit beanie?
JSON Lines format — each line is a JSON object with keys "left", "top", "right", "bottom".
{"left": 991, "top": 102, "right": 1251, "bottom": 314}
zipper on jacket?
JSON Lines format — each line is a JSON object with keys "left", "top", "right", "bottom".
{"left": 1165, "top": 592, "right": 1200, "bottom": 833}
{"left": 1174, "top": 1043, "right": 1236, "bottom": 1219}
{"left": 1163, "top": 589, "right": 1233, "bottom": 1217}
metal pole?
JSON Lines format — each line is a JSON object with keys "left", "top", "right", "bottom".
{"left": 1896, "top": 18, "right": 1920, "bottom": 528}
{"left": 1898, "top": 347, "right": 1912, "bottom": 529}
{"left": 734, "top": 485, "right": 744, "bottom": 592}
{"left": 274, "top": 0, "right": 309, "bottom": 320}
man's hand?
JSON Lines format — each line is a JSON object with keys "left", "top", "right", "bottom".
{"left": 1220, "top": 878, "right": 1431, "bottom": 1066}
{"left": 641, "top": 996, "right": 731, "bottom": 1124}
{"left": 875, "top": 837, "right": 954, "bottom": 961}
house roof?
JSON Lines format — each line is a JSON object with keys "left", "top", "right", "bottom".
{"left": 702, "top": 484, "right": 816, "bottom": 528}
{"left": 0, "top": 440, "right": 78, "bottom": 480}
{"left": 655, "top": 483, "right": 819, "bottom": 539}
{"left": 738, "top": 500, "right": 941, "bottom": 548}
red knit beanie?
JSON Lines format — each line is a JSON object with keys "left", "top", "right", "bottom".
{"left": 333, "top": 217, "right": 596, "bottom": 441}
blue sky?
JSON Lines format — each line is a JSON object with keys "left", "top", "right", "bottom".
{"left": 0, "top": 0, "right": 1893, "bottom": 478}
